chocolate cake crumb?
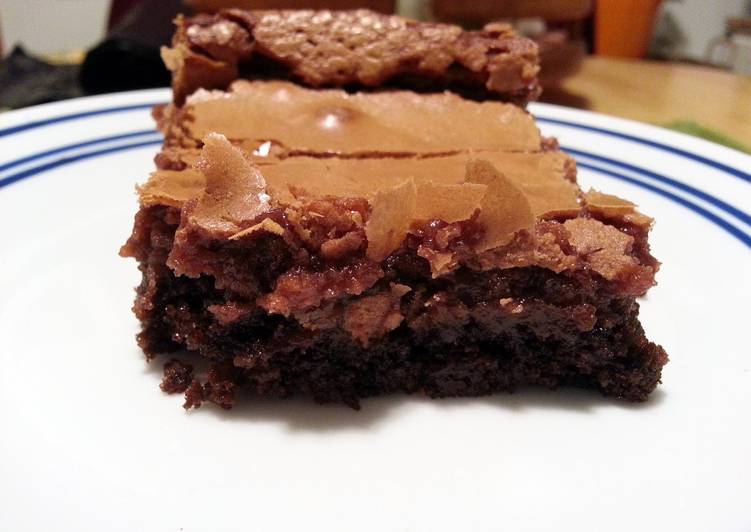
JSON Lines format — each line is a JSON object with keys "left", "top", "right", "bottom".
{"left": 201, "top": 365, "right": 238, "bottom": 410}
{"left": 160, "top": 358, "right": 194, "bottom": 394}
{"left": 183, "top": 380, "right": 205, "bottom": 410}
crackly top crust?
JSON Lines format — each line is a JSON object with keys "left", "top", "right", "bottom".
{"left": 137, "top": 137, "right": 657, "bottom": 292}
{"left": 142, "top": 147, "right": 580, "bottom": 218}
{"left": 131, "top": 135, "right": 658, "bottom": 298}
{"left": 138, "top": 135, "right": 654, "bottom": 264}
{"left": 158, "top": 80, "right": 543, "bottom": 154}
{"left": 163, "top": 9, "right": 541, "bottom": 105}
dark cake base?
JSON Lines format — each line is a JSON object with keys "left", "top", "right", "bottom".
{"left": 128, "top": 206, "right": 667, "bottom": 410}
{"left": 152, "top": 308, "right": 666, "bottom": 411}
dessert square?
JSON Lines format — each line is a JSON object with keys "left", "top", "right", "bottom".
{"left": 122, "top": 9, "right": 667, "bottom": 409}
{"left": 163, "top": 9, "right": 541, "bottom": 105}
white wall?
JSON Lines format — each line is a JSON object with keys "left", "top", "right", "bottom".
{"left": 659, "top": 0, "right": 750, "bottom": 61}
{"left": 0, "top": 0, "right": 108, "bottom": 56}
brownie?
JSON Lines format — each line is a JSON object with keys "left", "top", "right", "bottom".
{"left": 162, "top": 9, "right": 541, "bottom": 106}
{"left": 122, "top": 81, "right": 667, "bottom": 409}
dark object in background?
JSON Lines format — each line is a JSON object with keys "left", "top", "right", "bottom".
{"left": 0, "top": 47, "right": 83, "bottom": 110}
{"left": 80, "top": 38, "right": 170, "bottom": 94}
{"left": 80, "top": 0, "right": 184, "bottom": 95}
{"left": 0, "top": 0, "right": 181, "bottom": 109}
{"left": 109, "top": 0, "right": 184, "bottom": 46}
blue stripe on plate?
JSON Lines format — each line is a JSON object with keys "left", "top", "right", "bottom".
{"left": 578, "top": 161, "right": 751, "bottom": 248}
{"left": 0, "top": 130, "right": 160, "bottom": 173}
{"left": 0, "top": 139, "right": 163, "bottom": 188}
{"left": 564, "top": 147, "right": 751, "bottom": 229}
{"left": 0, "top": 103, "right": 159, "bottom": 138}
{"left": 538, "top": 117, "right": 751, "bottom": 184}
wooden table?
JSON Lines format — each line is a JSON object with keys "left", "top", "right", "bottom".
{"left": 541, "top": 57, "right": 751, "bottom": 148}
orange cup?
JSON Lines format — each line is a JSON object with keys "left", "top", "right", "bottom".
{"left": 595, "top": 0, "right": 663, "bottom": 58}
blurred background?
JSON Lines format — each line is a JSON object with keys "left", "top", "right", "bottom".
{"left": 1, "top": 0, "right": 750, "bottom": 151}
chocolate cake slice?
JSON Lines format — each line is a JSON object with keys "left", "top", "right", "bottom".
{"left": 162, "top": 9, "right": 541, "bottom": 106}
{"left": 121, "top": 79, "right": 667, "bottom": 409}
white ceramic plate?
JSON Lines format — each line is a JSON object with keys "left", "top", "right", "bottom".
{"left": 1, "top": 90, "right": 750, "bottom": 532}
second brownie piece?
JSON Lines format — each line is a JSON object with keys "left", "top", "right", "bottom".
{"left": 162, "top": 9, "right": 541, "bottom": 105}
